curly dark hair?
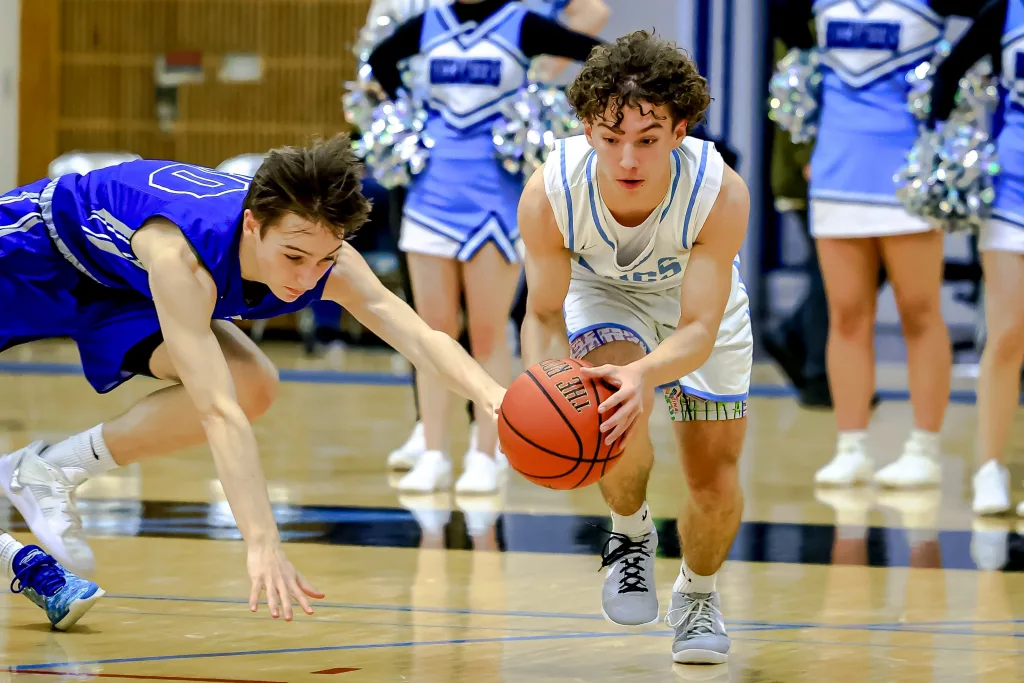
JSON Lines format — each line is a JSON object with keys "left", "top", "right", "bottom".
{"left": 568, "top": 30, "right": 711, "bottom": 131}
{"left": 244, "top": 133, "right": 371, "bottom": 240}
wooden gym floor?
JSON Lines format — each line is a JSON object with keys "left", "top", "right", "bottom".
{"left": 0, "top": 339, "right": 1020, "bottom": 682}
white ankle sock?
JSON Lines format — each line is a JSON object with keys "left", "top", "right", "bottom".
{"left": 610, "top": 501, "right": 653, "bottom": 539}
{"left": 0, "top": 533, "right": 24, "bottom": 581}
{"left": 837, "top": 430, "right": 868, "bottom": 451}
{"left": 41, "top": 424, "right": 117, "bottom": 481}
{"left": 674, "top": 557, "right": 718, "bottom": 594}
{"left": 908, "top": 428, "right": 941, "bottom": 456}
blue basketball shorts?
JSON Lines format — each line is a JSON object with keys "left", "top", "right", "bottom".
{"left": 0, "top": 180, "right": 163, "bottom": 393}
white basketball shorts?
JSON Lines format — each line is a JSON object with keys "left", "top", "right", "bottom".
{"left": 562, "top": 276, "right": 753, "bottom": 421}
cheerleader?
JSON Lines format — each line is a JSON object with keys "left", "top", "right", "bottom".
{"left": 777, "top": 1, "right": 985, "bottom": 488}
{"left": 368, "top": 0, "right": 600, "bottom": 493}
{"left": 929, "top": 0, "right": 1021, "bottom": 515}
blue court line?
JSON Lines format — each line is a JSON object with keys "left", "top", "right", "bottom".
{"left": 732, "top": 635, "right": 1022, "bottom": 656}
{"left": 0, "top": 360, "right": 997, "bottom": 405}
{"left": 104, "top": 593, "right": 610, "bottom": 621}
{"left": 98, "top": 594, "right": 1022, "bottom": 638}
{"left": 0, "top": 602, "right": 581, "bottom": 635}
{"left": 12, "top": 628, "right": 1021, "bottom": 672}
{"left": 8, "top": 631, "right": 652, "bottom": 671}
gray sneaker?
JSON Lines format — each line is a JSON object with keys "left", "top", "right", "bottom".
{"left": 599, "top": 528, "right": 659, "bottom": 626}
{"left": 667, "top": 591, "right": 730, "bottom": 664}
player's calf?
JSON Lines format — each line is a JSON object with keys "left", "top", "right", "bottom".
{"left": 668, "top": 401, "right": 747, "bottom": 663}
{"left": 1, "top": 532, "right": 103, "bottom": 631}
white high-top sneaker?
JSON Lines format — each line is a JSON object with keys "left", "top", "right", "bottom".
{"left": 387, "top": 423, "right": 426, "bottom": 470}
{"left": 454, "top": 450, "right": 499, "bottom": 494}
{"left": 0, "top": 442, "right": 94, "bottom": 576}
{"left": 873, "top": 432, "right": 942, "bottom": 488}
{"left": 972, "top": 460, "right": 1011, "bottom": 516}
{"left": 468, "top": 423, "right": 509, "bottom": 474}
{"left": 396, "top": 450, "right": 452, "bottom": 493}
{"left": 814, "top": 435, "right": 874, "bottom": 486}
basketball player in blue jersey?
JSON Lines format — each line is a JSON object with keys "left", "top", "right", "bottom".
{"left": 776, "top": 1, "right": 983, "bottom": 489}
{"left": 928, "top": 0, "right": 1024, "bottom": 516}
{"left": 519, "top": 31, "right": 751, "bottom": 664}
{"left": 0, "top": 135, "right": 507, "bottom": 621}
{"left": 368, "top": 0, "right": 601, "bottom": 494}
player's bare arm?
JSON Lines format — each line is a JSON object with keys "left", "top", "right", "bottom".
{"left": 582, "top": 166, "right": 751, "bottom": 443}
{"left": 133, "top": 219, "right": 324, "bottom": 621}
{"left": 519, "top": 166, "right": 573, "bottom": 368}
{"left": 323, "top": 242, "right": 506, "bottom": 417}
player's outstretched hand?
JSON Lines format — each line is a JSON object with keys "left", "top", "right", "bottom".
{"left": 579, "top": 363, "right": 649, "bottom": 446}
{"left": 247, "top": 544, "right": 325, "bottom": 621}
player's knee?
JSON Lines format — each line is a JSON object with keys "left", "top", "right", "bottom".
{"left": 683, "top": 441, "right": 741, "bottom": 506}
{"left": 234, "top": 351, "right": 279, "bottom": 419}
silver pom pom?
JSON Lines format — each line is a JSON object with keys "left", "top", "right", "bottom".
{"left": 492, "top": 83, "right": 581, "bottom": 177}
{"left": 353, "top": 93, "right": 433, "bottom": 189}
{"left": 767, "top": 48, "right": 822, "bottom": 144}
{"left": 906, "top": 52, "right": 999, "bottom": 126}
{"left": 895, "top": 122, "right": 1000, "bottom": 233}
{"left": 343, "top": 62, "right": 387, "bottom": 134}
{"left": 353, "top": 13, "right": 399, "bottom": 65}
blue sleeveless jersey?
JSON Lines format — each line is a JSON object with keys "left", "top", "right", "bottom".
{"left": 993, "top": 0, "right": 1024, "bottom": 228}
{"left": 810, "top": 0, "right": 945, "bottom": 204}
{"left": 420, "top": 3, "right": 530, "bottom": 160}
{"left": 40, "top": 160, "right": 329, "bottom": 320}
{"left": 522, "top": 0, "right": 570, "bottom": 20}
{"left": 0, "top": 161, "right": 331, "bottom": 393}
{"left": 402, "top": 3, "right": 530, "bottom": 262}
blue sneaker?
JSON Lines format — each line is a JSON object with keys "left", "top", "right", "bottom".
{"left": 11, "top": 545, "right": 104, "bottom": 631}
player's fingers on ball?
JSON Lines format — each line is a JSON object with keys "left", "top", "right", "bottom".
{"left": 601, "top": 409, "right": 626, "bottom": 437}
{"left": 598, "top": 389, "right": 629, "bottom": 414}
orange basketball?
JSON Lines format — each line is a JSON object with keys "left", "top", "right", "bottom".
{"left": 497, "top": 358, "right": 624, "bottom": 490}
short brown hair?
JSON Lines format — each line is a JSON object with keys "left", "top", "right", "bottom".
{"left": 244, "top": 133, "right": 371, "bottom": 240}
{"left": 568, "top": 30, "right": 710, "bottom": 131}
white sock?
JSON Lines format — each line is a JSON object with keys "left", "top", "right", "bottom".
{"left": 837, "top": 430, "right": 868, "bottom": 452}
{"left": 908, "top": 429, "right": 941, "bottom": 457}
{"left": 611, "top": 501, "right": 653, "bottom": 539}
{"left": 674, "top": 556, "right": 718, "bottom": 594}
{"left": 1, "top": 533, "right": 24, "bottom": 581}
{"left": 41, "top": 424, "right": 117, "bottom": 481}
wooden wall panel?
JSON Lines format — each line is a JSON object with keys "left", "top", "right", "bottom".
{"left": 44, "top": 0, "right": 371, "bottom": 171}
{"left": 18, "top": 0, "right": 61, "bottom": 184}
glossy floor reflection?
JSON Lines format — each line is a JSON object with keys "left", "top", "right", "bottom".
{"left": 0, "top": 340, "right": 1021, "bottom": 682}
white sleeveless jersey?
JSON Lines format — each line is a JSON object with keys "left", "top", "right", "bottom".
{"left": 542, "top": 135, "right": 725, "bottom": 293}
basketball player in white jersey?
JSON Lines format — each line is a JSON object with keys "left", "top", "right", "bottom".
{"left": 519, "top": 31, "right": 751, "bottom": 664}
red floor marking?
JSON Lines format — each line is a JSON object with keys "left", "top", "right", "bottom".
{"left": 9, "top": 672, "right": 284, "bottom": 683}
{"left": 311, "top": 669, "right": 359, "bottom": 675}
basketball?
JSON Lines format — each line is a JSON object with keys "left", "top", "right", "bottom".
{"left": 497, "top": 358, "right": 625, "bottom": 490}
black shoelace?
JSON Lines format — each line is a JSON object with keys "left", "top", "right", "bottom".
{"left": 11, "top": 549, "right": 65, "bottom": 597}
{"left": 599, "top": 531, "right": 651, "bottom": 594}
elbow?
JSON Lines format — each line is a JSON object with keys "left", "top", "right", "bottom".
{"left": 196, "top": 394, "right": 248, "bottom": 433}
